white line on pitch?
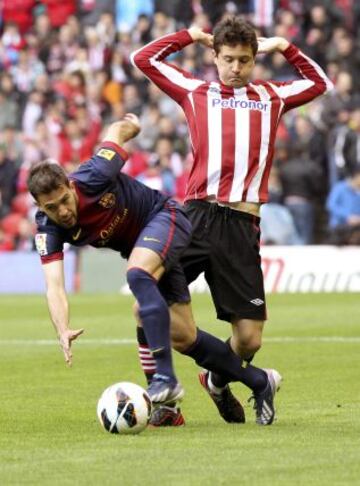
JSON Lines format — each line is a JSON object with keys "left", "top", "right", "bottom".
{"left": 0, "top": 337, "right": 359, "bottom": 345}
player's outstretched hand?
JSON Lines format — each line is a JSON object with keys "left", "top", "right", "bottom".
{"left": 257, "top": 37, "right": 290, "bottom": 54}
{"left": 59, "top": 328, "right": 84, "bottom": 366}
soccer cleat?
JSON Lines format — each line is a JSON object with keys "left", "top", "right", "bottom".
{"left": 249, "top": 368, "right": 282, "bottom": 425}
{"left": 149, "top": 405, "right": 185, "bottom": 427}
{"left": 147, "top": 374, "right": 184, "bottom": 405}
{"left": 199, "top": 370, "right": 246, "bottom": 423}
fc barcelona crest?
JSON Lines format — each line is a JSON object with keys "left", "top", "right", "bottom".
{"left": 99, "top": 192, "right": 116, "bottom": 209}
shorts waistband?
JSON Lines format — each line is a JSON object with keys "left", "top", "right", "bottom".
{"left": 185, "top": 200, "right": 261, "bottom": 223}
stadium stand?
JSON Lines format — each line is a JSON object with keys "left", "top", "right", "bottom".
{"left": 0, "top": 0, "right": 360, "bottom": 250}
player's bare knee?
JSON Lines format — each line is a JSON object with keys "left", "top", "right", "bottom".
{"left": 244, "top": 338, "right": 262, "bottom": 356}
{"left": 232, "top": 335, "right": 262, "bottom": 358}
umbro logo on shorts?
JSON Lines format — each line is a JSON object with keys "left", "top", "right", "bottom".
{"left": 250, "top": 298, "right": 264, "bottom": 306}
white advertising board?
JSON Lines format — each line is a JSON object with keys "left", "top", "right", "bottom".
{"left": 188, "top": 246, "right": 360, "bottom": 294}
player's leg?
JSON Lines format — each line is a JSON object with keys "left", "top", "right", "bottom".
{"left": 230, "top": 318, "right": 264, "bottom": 362}
{"left": 203, "top": 203, "right": 281, "bottom": 424}
{"left": 129, "top": 202, "right": 192, "bottom": 405}
{"left": 134, "top": 302, "right": 156, "bottom": 386}
{"left": 158, "top": 265, "right": 275, "bottom": 422}
{"left": 140, "top": 259, "right": 244, "bottom": 425}
{"left": 229, "top": 317, "right": 281, "bottom": 425}
{"left": 127, "top": 247, "right": 183, "bottom": 405}
{"left": 134, "top": 302, "right": 186, "bottom": 427}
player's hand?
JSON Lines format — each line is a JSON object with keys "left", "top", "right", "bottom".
{"left": 257, "top": 37, "right": 290, "bottom": 54}
{"left": 188, "top": 27, "right": 213, "bottom": 48}
{"left": 58, "top": 328, "right": 84, "bottom": 366}
{"left": 117, "top": 113, "right": 141, "bottom": 144}
{"left": 347, "top": 215, "right": 360, "bottom": 226}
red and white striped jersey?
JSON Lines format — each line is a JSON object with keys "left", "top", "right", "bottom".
{"left": 131, "top": 30, "right": 333, "bottom": 204}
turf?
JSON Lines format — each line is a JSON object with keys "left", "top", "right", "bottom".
{"left": 0, "top": 293, "right": 359, "bottom": 485}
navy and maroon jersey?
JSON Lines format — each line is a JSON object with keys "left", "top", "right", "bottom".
{"left": 35, "top": 142, "right": 169, "bottom": 263}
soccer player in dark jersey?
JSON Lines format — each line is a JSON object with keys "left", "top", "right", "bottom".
{"left": 29, "top": 113, "right": 277, "bottom": 415}
{"left": 28, "top": 114, "right": 189, "bottom": 405}
{"left": 131, "top": 16, "right": 333, "bottom": 425}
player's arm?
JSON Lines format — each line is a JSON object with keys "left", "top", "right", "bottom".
{"left": 42, "top": 260, "right": 84, "bottom": 366}
{"left": 130, "top": 30, "right": 207, "bottom": 103}
{"left": 258, "top": 37, "right": 334, "bottom": 111}
{"left": 75, "top": 114, "right": 140, "bottom": 185}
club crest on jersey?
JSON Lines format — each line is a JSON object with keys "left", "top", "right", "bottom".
{"left": 97, "top": 148, "right": 116, "bottom": 160}
{"left": 35, "top": 233, "right": 48, "bottom": 256}
{"left": 212, "top": 98, "right": 268, "bottom": 111}
{"left": 99, "top": 192, "right": 116, "bottom": 209}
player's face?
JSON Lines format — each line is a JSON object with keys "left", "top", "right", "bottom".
{"left": 37, "top": 183, "right": 79, "bottom": 229}
{"left": 214, "top": 44, "right": 255, "bottom": 88}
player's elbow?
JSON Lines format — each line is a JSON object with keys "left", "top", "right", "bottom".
{"left": 321, "top": 78, "right": 335, "bottom": 96}
{"left": 325, "top": 79, "right": 335, "bottom": 94}
{"left": 129, "top": 50, "right": 147, "bottom": 70}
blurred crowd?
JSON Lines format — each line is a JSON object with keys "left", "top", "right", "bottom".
{"left": 1, "top": 0, "right": 360, "bottom": 251}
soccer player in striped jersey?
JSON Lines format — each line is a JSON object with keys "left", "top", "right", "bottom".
{"left": 131, "top": 16, "right": 333, "bottom": 425}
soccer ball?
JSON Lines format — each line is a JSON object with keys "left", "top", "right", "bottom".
{"left": 97, "top": 382, "right": 152, "bottom": 435}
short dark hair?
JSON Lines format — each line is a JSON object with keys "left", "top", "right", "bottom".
{"left": 213, "top": 16, "right": 258, "bottom": 56}
{"left": 28, "top": 161, "right": 69, "bottom": 200}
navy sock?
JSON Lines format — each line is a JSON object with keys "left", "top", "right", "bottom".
{"left": 210, "top": 338, "right": 256, "bottom": 388}
{"left": 210, "top": 339, "right": 235, "bottom": 388}
{"left": 127, "top": 268, "right": 175, "bottom": 381}
{"left": 183, "top": 329, "right": 267, "bottom": 393}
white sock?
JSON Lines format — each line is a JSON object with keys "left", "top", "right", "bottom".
{"left": 207, "top": 372, "right": 225, "bottom": 395}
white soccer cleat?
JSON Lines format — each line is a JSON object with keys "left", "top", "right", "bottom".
{"left": 248, "top": 368, "right": 282, "bottom": 425}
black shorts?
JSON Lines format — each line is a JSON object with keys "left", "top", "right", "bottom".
{"left": 181, "top": 200, "right": 266, "bottom": 322}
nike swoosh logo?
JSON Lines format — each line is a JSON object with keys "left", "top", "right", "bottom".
{"left": 151, "top": 347, "right": 165, "bottom": 354}
{"left": 143, "top": 236, "right": 161, "bottom": 243}
{"left": 72, "top": 228, "right": 82, "bottom": 241}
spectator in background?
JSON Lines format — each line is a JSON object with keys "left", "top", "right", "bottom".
{"left": 154, "top": 0, "right": 194, "bottom": 27}
{"left": 115, "top": 0, "right": 154, "bottom": 33}
{"left": 0, "top": 0, "right": 359, "bottom": 250}
{"left": 58, "top": 114, "right": 101, "bottom": 171}
{"left": 78, "top": 0, "right": 115, "bottom": 28}
{"left": 22, "top": 90, "right": 44, "bottom": 138}
{"left": 326, "top": 167, "right": 360, "bottom": 245}
{"left": 10, "top": 47, "right": 45, "bottom": 95}
{"left": 2, "top": 0, "right": 35, "bottom": 34}
{"left": 279, "top": 137, "right": 324, "bottom": 245}
{"left": 0, "top": 89, "right": 19, "bottom": 131}
{"left": 0, "top": 227, "right": 14, "bottom": 251}
{"left": 0, "top": 144, "right": 18, "bottom": 218}
{"left": 260, "top": 165, "right": 301, "bottom": 245}
{"left": 0, "top": 125, "right": 23, "bottom": 167}
{"left": 136, "top": 136, "right": 181, "bottom": 196}
{"left": 41, "top": 0, "right": 76, "bottom": 29}
{"left": 341, "top": 109, "right": 360, "bottom": 175}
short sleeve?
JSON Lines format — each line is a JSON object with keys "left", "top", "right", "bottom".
{"left": 72, "top": 142, "right": 129, "bottom": 193}
{"left": 35, "top": 211, "right": 65, "bottom": 264}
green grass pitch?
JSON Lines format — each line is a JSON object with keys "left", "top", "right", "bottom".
{"left": 0, "top": 293, "right": 359, "bottom": 485}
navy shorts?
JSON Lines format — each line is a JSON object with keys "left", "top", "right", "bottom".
{"left": 134, "top": 201, "right": 192, "bottom": 305}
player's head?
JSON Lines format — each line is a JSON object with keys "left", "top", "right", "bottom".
{"left": 28, "top": 161, "right": 79, "bottom": 229}
{"left": 213, "top": 16, "right": 258, "bottom": 88}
